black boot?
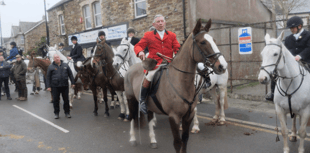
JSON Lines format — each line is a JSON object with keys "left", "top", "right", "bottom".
{"left": 265, "top": 80, "right": 275, "bottom": 101}
{"left": 54, "top": 113, "right": 59, "bottom": 119}
{"left": 139, "top": 79, "right": 150, "bottom": 114}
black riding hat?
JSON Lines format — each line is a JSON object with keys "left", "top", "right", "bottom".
{"left": 98, "top": 31, "right": 106, "bottom": 37}
{"left": 287, "top": 16, "right": 303, "bottom": 28}
{"left": 58, "top": 43, "right": 64, "bottom": 46}
{"left": 71, "top": 36, "right": 78, "bottom": 41}
{"left": 10, "top": 42, "right": 16, "bottom": 47}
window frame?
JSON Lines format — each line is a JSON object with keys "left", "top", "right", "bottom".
{"left": 59, "top": 14, "right": 66, "bottom": 35}
{"left": 93, "top": 2, "right": 102, "bottom": 27}
{"left": 83, "top": 5, "right": 92, "bottom": 30}
{"left": 134, "top": 0, "right": 147, "bottom": 18}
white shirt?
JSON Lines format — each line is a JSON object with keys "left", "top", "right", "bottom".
{"left": 72, "top": 45, "right": 75, "bottom": 49}
{"left": 128, "top": 37, "right": 132, "bottom": 42}
{"left": 294, "top": 28, "right": 304, "bottom": 40}
{"left": 157, "top": 30, "right": 165, "bottom": 40}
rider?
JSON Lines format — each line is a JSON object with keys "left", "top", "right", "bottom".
{"left": 126, "top": 27, "right": 140, "bottom": 46}
{"left": 265, "top": 16, "right": 310, "bottom": 101}
{"left": 6, "top": 42, "right": 19, "bottom": 62}
{"left": 91, "top": 31, "right": 111, "bottom": 55}
{"left": 134, "top": 14, "right": 180, "bottom": 114}
{"left": 58, "top": 43, "right": 65, "bottom": 52}
{"left": 68, "top": 36, "right": 86, "bottom": 63}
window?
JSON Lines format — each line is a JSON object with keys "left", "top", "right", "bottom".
{"left": 93, "top": 2, "right": 102, "bottom": 27}
{"left": 83, "top": 5, "right": 92, "bottom": 29}
{"left": 21, "top": 35, "right": 24, "bottom": 44}
{"left": 134, "top": 0, "right": 147, "bottom": 18}
{"left": 59, "top": 15, "right": 65, "bottom": 35}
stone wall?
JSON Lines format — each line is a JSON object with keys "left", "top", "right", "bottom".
{"left": 24, "top": 22, "right": 47, "bottom": 53}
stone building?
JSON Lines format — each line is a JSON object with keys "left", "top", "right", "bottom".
{"left": 24, "top": 20, "right": 47, "bottom": 53}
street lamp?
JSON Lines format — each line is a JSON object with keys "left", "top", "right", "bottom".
{"left": 0, "top": 0, "right": 5, "bottom": 49}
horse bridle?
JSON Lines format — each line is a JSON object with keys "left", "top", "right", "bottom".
{"left": 115, "top": 44, "right": 130, "bottom": 64}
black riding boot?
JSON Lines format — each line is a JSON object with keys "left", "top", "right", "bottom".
{"left": 140, "top": 78, "right": 150, "bottom": 114}
{"left": 265, "top": 80, "right": 275, "bottom": 101}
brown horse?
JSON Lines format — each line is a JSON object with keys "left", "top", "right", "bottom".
{"left": 124, "top": 19, "right": 227, "bottom": 153}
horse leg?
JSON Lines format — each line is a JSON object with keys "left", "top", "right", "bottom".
{"left": 152, "top": 112, "right": 157, "bottom": 127}
{"left": 123, "top": 93, "right": 130, "bottom": 122}
{"left": 289, "top": 115, "right": 297, "bottom": 142}
{"left": 181, "top": 112, "right": 194, "bottom": 153}
{"left": 276, "top": 105, "right": 289, "bottom": 153}
{"left": 69, "top": 87, "right": 74, "bottom": 109}
{"left": 92, "top": 87, "right": 99, "bottom": 116}
{"left": 102, "top": 87, "right": 109, "bottom": 117}
{"left": 115, "top": 92, "right": 120, "bottom": 108}
{"left": 169, "top": 115, "right": 182, "bottom": 153}
{"left": 116, "top": 91, "right": 125, "bottom": 120}
{"left": 110, "top": 89, "right": 115, "bottom": 109}
{"left": 130, "top": 119, "right": 137, "bottom": 146}
{"left": 218, "top": 86, "right": 227, "bottom": 125}
{"left": 191, "top": 106, "right": 200, "bottom": 134}
{"left": 209, "top": 88, "right": 219, "bottom": 122}
{"left": 148, "top": 111, "right": 157, "bottom": 149}
{"left": 297, "top": 111, "right": 310, "bottom": 153}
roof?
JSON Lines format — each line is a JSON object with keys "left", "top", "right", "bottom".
{"left": 24, "top": 20, "right": 46, "bottom": 35}
{"left": 47, "top": 0, "right": 72, "bottom": 12}
{"left": 11, "top": 26, "right": 19, "bottom": 37}
{"left": 260, "top": 0, "right": 284, "bottom": 15}
{"left": 11, "top": 21, "right": 37, "bottom": 37}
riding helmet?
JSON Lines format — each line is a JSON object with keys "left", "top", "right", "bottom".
{"left": 58, "top": 43, "right": 64, "bottom": 46}
{"left": 98, "top": 31, "right": 106, "bottom": 37}
{"left": 71, "top": 36, "right": 78, "bottom": 41}
{"left": 10, "top": 42, "right": 16, "bottom": 47}
{"left": 127, "top": 27, "right": 135, "bottom": 35}
{"left": 286, "top": 16, "right": 303, "bottom": 28}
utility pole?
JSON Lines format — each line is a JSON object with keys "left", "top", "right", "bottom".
{"left": 44, "top": 0, "right": 49, "bottom": 46}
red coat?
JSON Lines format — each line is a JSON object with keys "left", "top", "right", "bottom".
{"left": 134, "top": 30, "right": 180, "bottom": 66}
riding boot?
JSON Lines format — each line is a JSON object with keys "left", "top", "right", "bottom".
{"left": 203, "top": 75, "right": 212, "bottom": 88}
{"left": 265, "top": 80, "right": 275, "bottom": 101}
{"left": 139, "top": 78, "right": 150, "bottom": 114}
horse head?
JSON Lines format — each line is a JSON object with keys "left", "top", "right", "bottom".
{"left": 190, "top": 19, "right": 227, "bottom": 74}
{"left": 113, "top": 38, "right": 131, "bottom": 70}
{"left": 258, "top": 31, "right": 285, "bottom": 84}
{"left": 92, "top": 40, "right": 114, "bottom": 68}
{"left": 27, "top": 52, "right": 37, "bottom": 72}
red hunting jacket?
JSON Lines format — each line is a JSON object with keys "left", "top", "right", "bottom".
{"left": 134, "top": 30, "right": 180, "bottom": 69}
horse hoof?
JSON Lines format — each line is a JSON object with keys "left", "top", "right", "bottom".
{"left": 219, "top": 121, "right": 225, "bottom": 125}
{"left": 118, "top": 113, "right": 125, "bottom": 120}
{"left": 104, "top": 113, "right": 109, "bottom": 118}
{"left": 179, "top": 127, "right": 183, "bottom": 131}
{"left": 110, "top": 106, "right": 115, "bottom": 109}
{"left": 115, "top": 105, "right": 120, "bottom": 108}
{"left": 191, "top": 129, "right": 200, "bottom": 134}
{"left": 94, "top": 112, "right": 98, "bottom": 116}
{"left": 150, "top": 143, "right": 158, "bottom": 149}
{"left": 130, "top": 141, "right": 137, "bottom": 147}
{"left": 78, "top": 97, "right": 81, "bottom": 100}
{"left": 124, "top": 115, "right": 130, "bottom": 121}
{"left": 70, "top": 106, "right": 73, "bottom": 109}
{"left": 289, "top": 136, "right": 297, "bottom": 142}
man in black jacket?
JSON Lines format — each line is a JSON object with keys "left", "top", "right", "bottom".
{"left": 46, "top": 54, "right": 75, "bottom": 119}
{"left": 127, "top": 27, "right": 140, "bottom": 46}
{"left": 0, "top": 56, "right": 12, "bottom": 100}
{"left": 266, "top": 16, "right": 310, "bottom": 101}
{"left": 12, "top": 55, "right": 27, "bottom": 101}
{"left": 68, "top": 36, "right": 86, "bottom": 63}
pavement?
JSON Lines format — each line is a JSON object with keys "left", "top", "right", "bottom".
{"left": 228, "top": 81, "right": 270, "bottom": 101}
{"left": 0, "top": 83, "right": 310, "bottom": 153}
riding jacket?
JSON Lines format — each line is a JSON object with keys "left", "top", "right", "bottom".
{"left": 46, "top": 61, "right": 75, "bottom": 88}
{"left": 134, "top": 30, "right": 180, "bottom": 67}
{"left": 285, "top": 29, "right": 310, "bottom": 63}
{"left": 70, "top": 43, "right": 86, "bottom": 62}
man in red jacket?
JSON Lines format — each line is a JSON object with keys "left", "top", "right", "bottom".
{"left": 134, "top": 14, "right": 180, "bottom": 114}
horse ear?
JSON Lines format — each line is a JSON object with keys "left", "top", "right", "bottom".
{"left": 277, "top": 31, "right": 284, "bottom": 42}
{"left": 193, "top": 19, "right": 202, "bottom": 36}
{"left": 204, "top": 19, "right": 212, "bottom": 32}
{"left": 265, "top": 33, "right": 271, "bottom": 44}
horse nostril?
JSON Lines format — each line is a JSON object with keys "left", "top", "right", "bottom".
{"left": 219, "top": 65, "right": 223, "bottom": 71}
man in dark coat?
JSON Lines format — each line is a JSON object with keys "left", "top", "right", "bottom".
{"left": 68, "top": 36, "right": 86, "bottom": 62}
{"left": 91, "top": 31, "right": 111, "bottom": 55}
{"left": 46, "top": 54, "right": 75, "bottom": 119}
{"left": 0, "top": 56, "right": 12, "bottom": 100}
{"left": 266, "top": 16, "right": 310, "bottom": 101}
{"left": 12, "top": 55, "right": 27, "bottom": 101}
{"left": 126, "top": 27, "right": 140, "bottom": 46}
{"left": 6, "top": 42, "right": 19, "bottom": 62}
{"left": 0, "top": 49, "right": 7, "bottom": 59}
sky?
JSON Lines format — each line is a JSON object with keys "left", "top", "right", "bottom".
{"left": 0, "top": 0, "right": 61, "bottom": 37}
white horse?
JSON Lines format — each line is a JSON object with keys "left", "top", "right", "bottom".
{"left": 258, "top": 32, "right": 310, "bottom": 153}
{"left": 47, "top": 45, "right": 82, "bottom": 108}
{"left": 189, "top": 63, "right": 229, "bottom": 133}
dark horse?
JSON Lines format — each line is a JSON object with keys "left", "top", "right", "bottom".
{"left": 124, "top": 19, "right": 227, "bottom": 153}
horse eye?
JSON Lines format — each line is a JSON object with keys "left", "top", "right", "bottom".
{"left": 123, "top": 49, "right": 126, "bottom": 51}
{"left": 200, "top": 41, "right": 206, "bottom": 45}
{"left": 274, "top": 53, "right": 278, "bottom": 56}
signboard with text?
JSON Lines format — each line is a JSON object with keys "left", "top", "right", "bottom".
{"left": 238, "top": 27, "right": 252, "bottom": 54}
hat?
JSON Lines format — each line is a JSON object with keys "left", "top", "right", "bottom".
{"left": 127, "top": 27, "right": 135, "bottom": 35}
{"left": 10, "top": 42, "right": 16, "bottom": 47}
{"left": 98, "top": 31, "right": 106, "bottom": 37}
{"left": 58, "top": 43, "right": 64, "bottom": 46}
{"left": 16, "top": 54, "right": 21, "bottom": 58}
{"left": 71, "top": 36, "right": 78, "bottom": 41}
{"left": 286, "top": 16, "right": 303, "bottom": 28}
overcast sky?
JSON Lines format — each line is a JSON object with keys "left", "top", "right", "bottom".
{"left": 0, "top": 0, "right": 61, "bottom": 37}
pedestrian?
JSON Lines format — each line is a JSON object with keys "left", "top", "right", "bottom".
{"left": 0, "top": 56, "right": 12, "bottom": 100}
{"left": 0, "top": 49, "right": 7, "bottom": 59}
{"left": 6, "top": 42, "right": 19, "bottom": 62}
{"left": 12, "top": 55, "right": 27, "bottom": 101}
{"left": 126, "top": 27, "right": 140, "bottom": 46}
{"left": 91, "top": 31, "right": 111, "bottom": 54}
{"left": 46, "top": 54, "right": 75, "bottom": 119}
{"left": 265, "top": 16, "right": 310, "bottom": 101}
{"left": 134, "top": 14, "right": 180, "bottom": 114}
{"left": 67, "top": 36, "right": 86, "bottom": 63}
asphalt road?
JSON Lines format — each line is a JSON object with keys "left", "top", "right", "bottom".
{"left": 0, "top": 83, "right": 309, "bottom": 153}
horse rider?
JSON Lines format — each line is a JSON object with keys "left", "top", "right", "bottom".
{"left": 58, "top": 43, "right": 65, "bottom": 52}
{"left": 0, "top": 55, "right": 12, "bottom": 100}
{"left": 12, "top": 55, "right": 28, "bottom": 101}
{"left": 134, "top": 14, "right": 181, "bottom": 114}
{"left": 126, "top": 27, "right": 140, "bottom": 46}
{"left": 46, "top": 54, "right": 75, "bottom": 119}
{"left": 91, "top": 31, "right": 111, "bottom": 55}
{"left": 6, "top": 42, "right": 19, "bottom": 62}
{"left": 265, "top": 16, "right": 310, "bottom": 101}
{"left": 68, "top": 36, "right": 86, "bottom": 63}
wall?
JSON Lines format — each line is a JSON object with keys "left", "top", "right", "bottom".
{"left": 24, "top": 22, "right": 47, "bottom": 53}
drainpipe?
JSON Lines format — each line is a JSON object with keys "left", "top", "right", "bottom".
{"left": 182, "top": 0, "right": 186, "bottom": 39}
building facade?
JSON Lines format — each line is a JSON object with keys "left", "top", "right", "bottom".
{"left": 24, "top": 20, "right": 47, "bottom": 54}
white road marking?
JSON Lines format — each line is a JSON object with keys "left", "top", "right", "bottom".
{"left": 13, "top": 105, "right": 69, "bottom": 133}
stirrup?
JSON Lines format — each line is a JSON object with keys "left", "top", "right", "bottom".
{"left": 140, "top": 101, "right": 147, "bottom": 114}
